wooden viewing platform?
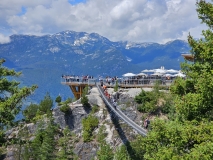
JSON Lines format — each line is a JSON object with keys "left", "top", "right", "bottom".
{"left": 61, "top": 79, "right": 171, "bottom": 99}
{"left": 181, "top": 54, "right": 194, "bottom": 62}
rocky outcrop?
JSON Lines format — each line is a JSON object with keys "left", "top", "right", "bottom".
{"left": 53, "top": 104, "right": 91, "bottom": 134}
{"left": 116, "top": 89, "right": 143, "bottom": 126}
{"left": 5, "top": 122, "right": 37, "bottom": 140}
{"left": 119, "top": 104, "right": 137, "bottom": 121}
{"left": 53, "top": 87, "right": 106, "bottom": 134}
{"left": 87, "top": 87, "right": 105, "bottom": 107}
{"left": 74, "top": 142, "right": 98, "bottom": 160}
{"left": 52, "top": 107, "right": 67, "bottom": 129}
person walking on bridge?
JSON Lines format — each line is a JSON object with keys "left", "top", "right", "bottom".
{"left": 144, "top": 118, "right": 150, "bottom": 129}
{"left": 113, "top": 99, "right": 117, "bottom": 110}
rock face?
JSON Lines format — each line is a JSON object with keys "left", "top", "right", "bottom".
{"left": 116, "top": 88, "right": 143, "bottom": 126}
{"left": 74, "top": 142, "right": 98, "bottom": 160}
{"left": 52, "top": 107, "right": 67, "bottom": 129}
{"left": 26, "top": 123, "right": 37, "bottom": 134}
{"left": 51, "top": 87, "right": 107, "bottom": 159}
{"left": 53, "top": 103, "right": 91, "bottom": 134}
{"left": 53, "top": 87, "right": 106, "bottom": 133}
{"left": 119, "top": 105, "right": 137, "bottom": 121}
{"left": 118, "top": 92, "right": 134, "bottom": 104}
{"left": 87, "top": 87, "right": 105, "bottom": 107}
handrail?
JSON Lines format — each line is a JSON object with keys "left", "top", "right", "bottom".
{"left": 61, "top": 77, "right": 173, "bottom": 87}
{"left": 96, "top": 84, "right": 147, "bottom": 136}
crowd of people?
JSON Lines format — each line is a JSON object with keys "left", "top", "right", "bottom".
{"left": 102, "top": 84, "right": 117, "bottom": 109}
{"left": 99, "top": 76, "right": 119, "bottom": 85}
{"left": 62, "top": 74, "right": 121, "bottom": 85}
{"left": 62, "top": 74, "right": 176, "bottom": 86}
{"left": 61, "top": 74, "right": 94, "bottom": 82}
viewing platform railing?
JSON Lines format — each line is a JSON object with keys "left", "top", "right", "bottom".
{"left": 61, "top": 77, "right": 173, "bottom": 88}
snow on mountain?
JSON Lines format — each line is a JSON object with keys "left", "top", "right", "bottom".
{"left": 0, "top": 30, "right": 190, "bottom": 102}
{"left": 125, "top": 41, "right": 156, "bottom": 49}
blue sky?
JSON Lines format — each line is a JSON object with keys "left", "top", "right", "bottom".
{"left": 0, "top": 0, "right": 209, "bottom": 44}
{"left": 68, "top": 0, "right": 86, "bottom": 5}
{"left": 17, "top": 7, "right": 27, "bottom": 16}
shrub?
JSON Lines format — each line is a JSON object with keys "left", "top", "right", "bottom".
{"left": 59, "top": 98, "right": 72, "bottom": 113}
{"left": 97, "top": 125, "right": 106, "bottom": 143}
{"left": 55, "top": 95, "right": 62, "bottom": 103}
{"left": 135, "top": 82, "right": 165, "bottom": 113}
{"left": 91, "top": 105, "right": 99, "bottom": 114}
{"left": 81, "top": 85, "right": 89, "bottom": 106}
{"left": 81, "top": 95, "right": 89, "bottom": 106}
{"left": 135, "top": 89, "right": 151, "bottom": 104}
{"left": 60, "top": 104, "right": 70, "bottom": 113}
{"left": 114, "top": 80, "right": 119, "bottom": 92}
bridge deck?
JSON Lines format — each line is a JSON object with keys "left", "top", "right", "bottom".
{"left": 96, "top": 84, "right": 147, "bottom": 136}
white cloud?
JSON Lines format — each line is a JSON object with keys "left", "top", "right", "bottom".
{"left": 0, "top": 0, "right": 210, "bottom": 43}
{"left": 0, "top": 34, "right": 11, "bottom": 44}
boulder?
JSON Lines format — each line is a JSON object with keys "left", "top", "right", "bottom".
{"left": 87, "top": 87, "right": 105, "bottom": 107}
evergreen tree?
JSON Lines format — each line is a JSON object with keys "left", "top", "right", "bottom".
{"left": 0, "top": 59, "right": 37, "bottom": 128}
{"left": 30, "top": 119, "right": 57, "bottom": 160}
{"left": 22, "top": 103, "right": 39, "bottom": 122}
{"left": 81, "top": 85, "right": 89, "bottom": 106}
{"left": 114, "top": 145, "right": 130, "bottom": 160}
{"left": 14, "top": 125, "right": 30, "bottom": 160}
{"left": 56, "top": 127, "right": 75, "bottom": 160}
{"left": 82, "top": 115, "right": 98, "bottom": 142}
{"left": 97, "top": 125, "right": 114, "bottom": 160}
{"left": 170, "top": 0, "right": 213, "bottom": 121}
{"left": 55, "top": 95, "right": 62, "bottom": 104}
{"left": 134, "top": 119, "right": 213, "bottom": 159}
{"left": 38, "top": 92, "right": 53, "bottom": 116}
{"left": 97, "top": 143, "right": 114, "bottom": 160}
{"left": 0, "top": 59, "right": 36, "bottom": 158}
{"left": 131, "top": 1, "right": 213, "bottom": 159}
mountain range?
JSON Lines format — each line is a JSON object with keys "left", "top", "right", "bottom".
{"left": 0, "top": 30, "right": 190, "bottom": 103}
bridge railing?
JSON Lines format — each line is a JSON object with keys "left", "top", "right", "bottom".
{"left": 96, "top": 84, "right": 147, "bottom": 136}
